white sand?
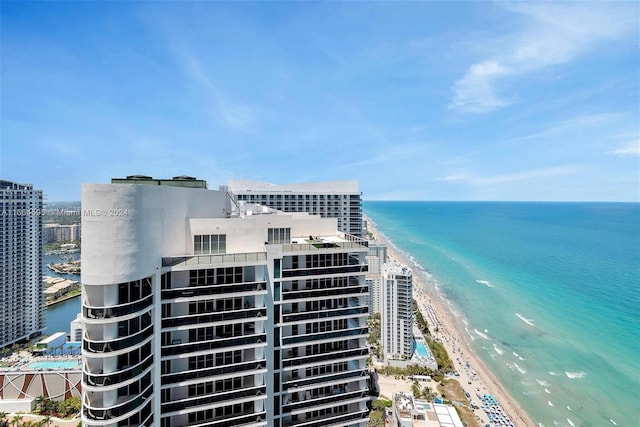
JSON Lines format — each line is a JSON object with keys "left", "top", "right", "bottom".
{"left": 367, "top": 216, "right": 535, "bottom": 426}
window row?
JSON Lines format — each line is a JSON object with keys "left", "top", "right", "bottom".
{"left": 194, "top": 234, "right": 226, "bottom": 255}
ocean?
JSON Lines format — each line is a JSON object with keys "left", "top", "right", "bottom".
{"left": 364, "top": 202, "right": 639, "bottom": 427}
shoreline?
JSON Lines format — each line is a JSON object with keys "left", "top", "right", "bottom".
{"left": 365, "top": 215, "right": 536, "bottom": 427}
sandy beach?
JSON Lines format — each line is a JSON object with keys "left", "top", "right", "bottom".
{"left": 366, "top": 216, "right": 536, "bottom": 427}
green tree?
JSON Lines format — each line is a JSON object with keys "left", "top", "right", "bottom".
{"left": 0, "top": 411, "right": 8, "bottom": 427}
{"left": 10, "top": 414, "right": 22, "bottom": 427}
{"left": 411, "top": 380, "right": 422, "bottom": 398}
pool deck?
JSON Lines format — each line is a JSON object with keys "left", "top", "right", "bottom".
{"left": 1, "top": 350, "right": 81, "bottom": 372}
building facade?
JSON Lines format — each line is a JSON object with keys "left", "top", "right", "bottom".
{"left": 0, "top": 180, "right": 44, "bottom": 349}
{"left": 81, "top": 178, "right": 370, "bottom": 427}
{"left": 382, "top": 262, "right": 413, "bottom": 360}
{"left": 228, "top": 180, "right": 363, "bottom": 237}
{"left": 43, "top": 223, "right": 81, "bottom": 243}
{"left": 365, "top": 243, "right": 387, "bottom": 315}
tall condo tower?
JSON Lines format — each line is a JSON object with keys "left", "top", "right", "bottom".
{"left": 365, "top": 243, "right": 387, "bottom": 315}
{"left": 382, "top": 262, "right": 413, "bottom": 360}
{"left": 0, "top": 180, "right": 44, "bottom": 349}
{"left": 81, "top": 176, "right": 370, "bottom": 427}
{"left": 227, "top": 180, "right": 363, "bottom": 237}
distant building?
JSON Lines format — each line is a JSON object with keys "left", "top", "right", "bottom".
{"left": 70, "top": 313, "right": 83, "bottom": 342}
{"left": 0, "top": 180, "right": 44, "bottom": 348}
{"left": 43, "top": 223, "right": 81, "bottom": 243}
{"left": 366, "top": 242, "right": 387, "bottom": 314}
{"left": 81, "top": 176, "right": 370, "bottom": 427}
{"left": 228, "top": 180, "right": 364, "bottom": 237}
{"left": 391, "top": 392, "right": 463, "bottom": 427}
{"left": 383, "top": 261, "right": 414, "bottom": 360}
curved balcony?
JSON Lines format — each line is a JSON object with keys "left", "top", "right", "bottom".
{"left": 161, "top": 334, "right": 266, "bottom": 357}
{"left": 162, "top": 308, "right": 266, "bottom": 328}
{"left": 161, "top": 385, "right": 265, "bottom": 413}
{"left": 84, "top": 353, "right": 154, "bottom": 387}
{"left": 161, "top": 282, "right": 266, "bottom": 300}
{"left": 161, "top": 359, "right": 266, "bottom": 385}
{"left": 83, "top": 295, "right": 153, "bottom": 320}
{"left": 84, "top": 325, "right": 153, "bottom": 353}
{"left": 83, "top": 383, "right": 153, "bottom": 421}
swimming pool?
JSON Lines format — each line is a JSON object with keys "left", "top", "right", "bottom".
{"left": 415, "top": 341, "right": 429, "bottom": 357}
{"left": 26, "top": 360, "right": 81, "bottom": 370}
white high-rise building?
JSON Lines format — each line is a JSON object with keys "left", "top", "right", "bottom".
{"left": 0, "top": 180, "right": 44, "bottom": 349}
{"left": 228, "top": 180, "right": 363, "bottom": 237}
{"left": 365, "top": 243, "right": 387, "bottom": 314}
{"left": 81, "top": 177, "right": 370, "bottom": 427}
{"left": 382, "top": 262, "right": 413, "bottom": 360}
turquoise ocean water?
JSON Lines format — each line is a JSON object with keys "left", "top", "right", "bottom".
{"left": 364, "top": 202, "right": 639, "bottom": 427}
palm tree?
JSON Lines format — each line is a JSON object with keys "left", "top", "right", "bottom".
{"left": 0, "top": 411, "right": 8, "bottom": 427}
{"left": 34, "top": 396, "right": 45, "bottom": 413}
{"left": 42, "top": 415, "right": 52, "bottom": 427}
{"left": 10, "top": 414, "right": 22, "bottom": 427}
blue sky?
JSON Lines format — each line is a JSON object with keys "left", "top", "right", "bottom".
{"left": 1, "top": 1, "right": 638, "bottom": 201}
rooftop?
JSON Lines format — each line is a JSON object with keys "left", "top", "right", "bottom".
{"left": 111, "top": 175, "right": 208, "bottom": 189}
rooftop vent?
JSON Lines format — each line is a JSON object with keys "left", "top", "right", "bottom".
{"left": 125, "top": 175, "right": 153, "bottom": 180}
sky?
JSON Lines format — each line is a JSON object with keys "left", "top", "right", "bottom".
{"left": 1, "top": 1, "right": 638, "bottom": 202}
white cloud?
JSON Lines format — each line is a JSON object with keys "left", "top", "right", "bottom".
{"left": 438, "top": 165, "right": 586, "bottom": 186}
{"left": 450, "top": 2, "right": 638, "bottom": 113}
{"left": 450, "top": 60, "right": 511, "bottom": 113}
{"left": 182, "top": 53, "right": 254, "bottom": 131}
{"left": 610, "top": 141, "right": 640, "bottom": 157}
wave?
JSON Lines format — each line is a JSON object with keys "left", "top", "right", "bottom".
{"left": 493, "top": 343, "right": 504, "bottom": 355}
{"left": 474, "top": 329, "right": 490, "bottom": 340}
{"left": 567, "top": 406, "right": 571, "bottom": 412}
{"left": 567, "top": 418, "right": 575, "bottom": 427}
{"left": 549, "top": 371, "right": 561, "bottom": 376}
{"left": 515, "top": 313, "right": 536, "bottom": 327}
{"left": 545, "top": 388, "right": 551, "bottom": 394}
{"left": 513, "top": 352, "right": 520, "bottom": 358}
{"left": 548, "top": 400, "right": 554, "bottom": 407}
{"left": 536, "top": 379, "right": 549, "bottom": 387}
{"left": 475, "top": 279, "right": 494, "bottom": 287}
{"left": 565, "top": 371, "right": 586, "bottom": 379}
{"left": 610, "top": 419, "right": 618, "bottom": 425}
{"left": 513, "top": 362, "right": 527, "bottom": 375}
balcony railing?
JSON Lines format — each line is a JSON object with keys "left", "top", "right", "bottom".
{"left": 162, "top": 308, "right": 266, "bottom": 328}
{"left": 282, "top": 264, "right": 366, "bottom": 279}
{"left": 161, "top": 282, "right": 266, "bottom": 300}
{"left": 282, "top": 286, "right": 368, "bottom": 301}
{"left": 282, "top": 348, "right": 367, "bottom": 369}
{"left": 84, "top": 384, "right": 153, "bottom": 421}
{"left": 282, "top": 328, "right": 367, "bottom": 345}
{"left": 83, "top": 295, "right": 153, "bottom": 320}
{"left": 282, "top": 306, "right": 367, "bottom": 323}
{"left": 161, "top": 359, "right": 266, "bottom": 385}
{"left": 282, "top": 407, "right": 368, "bottom": 427}
{"left": 84, "top": 354, "right": 154, "bottom": 387}
{"left": 283, "top": 389, "right": 367, "bottom": 413}
{"left": 281, "top": 240, "right": 367, "bottom": 253}
{"left": 84, "top": 325, "right": 153, "bottom": 353}
{"left": 162, "top": 252, "right": 266, "bottom": 267}
{"left": 161, "top": 385, "right": 265, "bottom": 413}
{"left": 283, "top": 368, "right": 368, "bottom": 390}
{"left": 161, "top": 334, "right": 266, "bottom": 357}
